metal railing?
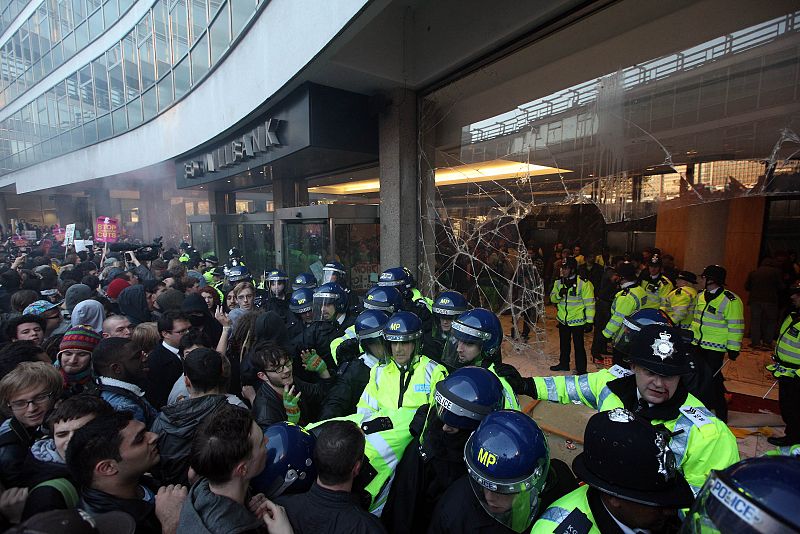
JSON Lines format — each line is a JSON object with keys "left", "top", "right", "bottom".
{"left": 467, "top": 11, "right": 800, "bottom": 143}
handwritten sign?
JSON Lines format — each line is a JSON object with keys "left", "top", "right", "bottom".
{"left": 64, "top": 224, "right": 76, "bottom": 245}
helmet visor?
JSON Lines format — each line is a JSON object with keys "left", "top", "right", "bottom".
{"left": 312, "top": 293, "right": 339, "bottom": 321}
{"left": 680, "top": 471, "right": 787, "bottom": 534}
{"left": 441, "top": 333, "right": 483, "bottom": 370}
{"left": 468, "top": 477, "right": 539, "bottom": 533}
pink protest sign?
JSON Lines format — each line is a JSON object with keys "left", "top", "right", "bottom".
{"left": 95, "top": 216, "right": 119, "bottom": 243}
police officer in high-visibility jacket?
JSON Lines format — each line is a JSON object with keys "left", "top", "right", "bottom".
{"left": 767, "top": 280, "right": 800, "bottom": 447}
{"left": 383, "top": 367, "right": 506, "bottom": 534}
{"left": 550, "top": 256, "right": 595, "bottom": 373}
{"left": 691, "top": 264, "right": 744, "bottom": 422}
{"left": 602, "top": 261, "right": 647, "bottom": 366}
{"left": 639, "top": 253, "right": 674, "bottom": 309}
{"left": 498, "top": 323, "right": 739, "bottom": 494}
{"left": 356, "top": 311, "right": 447, "bottom": 417}
{"left": 662, "top": 270, "right": 698, "bottom": 329}
{"left": 532, "top": 409, "right": 695, "bottom": 534}
{"left": 441, "top": 308, "right": 520, "bottom": 410}
{"left": 431, "top": 410, "right": 577, "bottom": 533}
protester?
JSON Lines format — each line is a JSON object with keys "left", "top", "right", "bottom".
{"left": 57, "top": 325, "right": 103, "bottom": 397}
{"left": 4, "top": 314, "right": 46, "bottom": 345}
{"left": 93, "top": 337, "right": 157, "bottom": 428}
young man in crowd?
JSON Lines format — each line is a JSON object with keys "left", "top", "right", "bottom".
{"left": 278, "top": 420, "right": 386, "bottom": 533}
{"left": 22, "top": 394, "right": 115, "bottom": 519}
{"left": 179, "top": 404, "right": 292, "bottom": 534}
{"left": 103, "top": 314, "right": 133, "bottom": 339}
{"left": 4, "top": 314, "right": 45, "bottom": 345}
{"left": 151, "top": 348, "right": 234, "bottom": 485}
{"left": 66, "top": 411, "right": 187, "bottom": 534}
{"left": 93, "top": 337, "right": 158, "bottom": 428}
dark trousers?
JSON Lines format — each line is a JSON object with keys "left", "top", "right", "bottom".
{"left": 591, "top": 300, "right": 612, "bottom": 356}
{"left": 558, "top": 323, "right": 587, "bottom": 373}
{"left": 696, "top": 348, "right": 728, "bottom": 422}
{"left": 779, "top": 376, "right": 800, "bottom": 440}
{"left": 750, "top": 301, "right": 778, "bottom": 345}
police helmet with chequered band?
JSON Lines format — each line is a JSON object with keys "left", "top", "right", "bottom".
{"left": 683, "top": 456, "right": 800, "bottom": 534}
{"left": 228, "top": 247, "right": 242, "bottom": 259}
{"left": 265, "top": 270, "right": 289, "bottom": 283}
{"left": 383, "top": 311, "right": 422, "bottom": 342}
{"left": 464, "top": 410, "right": 550, "bottom": 532}
{"left": 250, "top": 422, "right": 316, "bottom": 499}
{"left": 615, "top": 308, "right": 675, "bottom": 359}
{"left": 628, "top": 323, "right": 692, "bottom": 376}
{"left": 291, "top": 272, "right": 317, "bottom": 291}
{"left": 322, "top": 261, "right": 347, "bottom": 285}
{"left": 434, "top": 367, "right": 504, "bottom": 431}
{"left": 432, "top": 291, "right": 470, "bottom": 318}
{"left": 226, "top": 265, "right": 251, "bottom": 283}
{"left": 355, "top": 310, "right": 390, "bottom": 341}
{"left": 377, "top": 267, "right": 412, "bottom": 297}
{"left": 363, "top": 286, "right": 404, "bottom": 313}
{"left": 289, "top": 288, "right": 314, "bottom": 314}
{"left": 312, "top": 283, "right": 348, "bottom": 313}
{"left": 701, "top": 264, "right": 727, "bottom": 285}
{"left": 450, "top": 308, "right": 503, "bottom": 358}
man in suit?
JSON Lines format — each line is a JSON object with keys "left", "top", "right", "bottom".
{"left": 145, "top": 311, "right": 191, "bottom": 409}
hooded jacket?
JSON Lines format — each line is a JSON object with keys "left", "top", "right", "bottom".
{"left": 64, "top": 284, "right": 92, "bottom": 314}
{"left": 150, "top": 395, "right": 229, "bottom": 485}
{"left": 178, "top": 478, "right": 264, "bottom": 534}
{"left": 181, "top": 293, "right": 222, "bottom": 345}
{"left": 70, "top": 299, "right": 105, "bottom": 332}
{"left": 117, "top": 284, "right": 153, "bottom": 325}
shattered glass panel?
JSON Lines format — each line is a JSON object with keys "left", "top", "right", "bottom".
{"left": 419, "top": 7, "right": 800, "bottom": 359}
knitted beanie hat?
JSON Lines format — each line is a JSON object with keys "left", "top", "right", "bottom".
{"left": 106, "top": 278, "right": 131, "bottom": 300}
{"left": 59, "top": 325, "right": 102, "bottom": 354}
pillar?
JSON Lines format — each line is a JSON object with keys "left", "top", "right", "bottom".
{"left": 139, "top": 182, "right": 171, "bottom": 243}
{"left": 379, "top": 88, "right": 419, "bottom": 275}
{"left": 209, "top": 191, "right": 236, "bottom": 215}
{"left": 272, "top": 177, "right": 308, "bottom": 209}
{"left": 0, "top": 193, "right": 9, "bottom": 233}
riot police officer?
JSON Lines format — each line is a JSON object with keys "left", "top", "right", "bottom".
{"left": 334, "top": 285, "right": 405, "bottom": 366}
{"left": 430, "top": 410, "right": 577, "bottom": 533}
{"left": 378, "top": 267, "right": 433, "bottom": 327}
{"left": 602, "top": 260, "right": 647, "bottom": 366}
{"left": 422, "top": 290, "right": 470, "bottom": 362}
{"left": 383, "top": 367, "right": 505, "bottom": 533}
{"left": 291, "top": 272, "right": 317, "bottom": 291}
{"left": 251, "top": 421, "right": 316, "bottom": 498}
{"left": 442, "top": 308, "right": 519, "bottom": 409}
{"left": 286, "top": 287, "right": 314, "bottom": 341}
{"left": 263, "top": 269, "right": 291, "bottom": 323}
{"left": 356, "top": 311, "right": 447, "bottom": 416}
{"left": 682, "top": 456, "right": 800, "bottom": 533}
{"left": 320, "top": 310, "right": 391, "bottom": 420}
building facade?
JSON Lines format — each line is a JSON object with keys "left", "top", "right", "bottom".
{"left": 0, "top": 0, "right": 797, "bottom": 304}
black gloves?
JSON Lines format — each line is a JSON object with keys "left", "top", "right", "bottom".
{"left": 559, "top": 286, "right": 569, "bottom": 298}
{"left": 584, "top": 323, "right": 593, "bottom": 333}
{"left": 728, "top": 350, "right": 739, "bottom": 361}
{"left": 335, "top": 338, "right": 361, "bottom": 365}
{"left": 493, "top": 363, "right": 536, "bottom": 397}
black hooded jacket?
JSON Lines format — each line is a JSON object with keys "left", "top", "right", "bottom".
{"left": 150, "top": 394, "right": 230, "bottom": 485}
{"left": 182, "top": 293, "right": 223, "bottom": 345}
{"left": 117, "top": 284, "right": 153, "bottom": 325}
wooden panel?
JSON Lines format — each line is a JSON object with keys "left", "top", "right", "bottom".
{"left": 724, "top": 196, "right": 766, "bottom": 334}
{"left": 655, "top": 203, "right": 689, "bottom": 269}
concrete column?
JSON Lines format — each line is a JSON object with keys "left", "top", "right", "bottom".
{"left": 273, "top": 178, "right": 308, "bottom": 208}
{"left": 209, "top": 191, "right": 236, "bottom": 214}
{"left": 54, "top": 195, "right": 77, "bottom": 228}
{"left": 0, "top": 194, "right": 9, "bottom": 232}
{"left": 90, "top": 190, "right": 113, "bottom": 221}
{"left": 379, "top": 88, "right": 418, "bottom": 275}
{"left": 139, "top": 182, "right": 171, "bottom": 243}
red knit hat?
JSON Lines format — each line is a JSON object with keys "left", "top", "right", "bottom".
{"left": 106, "top": 279, "right": 131, "bottom": 299}
{"left": 59, "top": 325, "right": 102, "bottom": 354}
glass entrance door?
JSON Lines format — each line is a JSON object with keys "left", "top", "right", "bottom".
{"left": 334, "top": 222, "right": 380, "bottom": 294}
{"left": 282, "top": 221, "right": 330, "bottom": 281}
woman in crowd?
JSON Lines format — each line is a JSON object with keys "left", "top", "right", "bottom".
{"left": 56, "top": 325, "right": 103, "bottom": 398}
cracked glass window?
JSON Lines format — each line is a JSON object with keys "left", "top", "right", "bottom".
{"left": 419, "top": 5, "right": 800, "bottom": 358}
